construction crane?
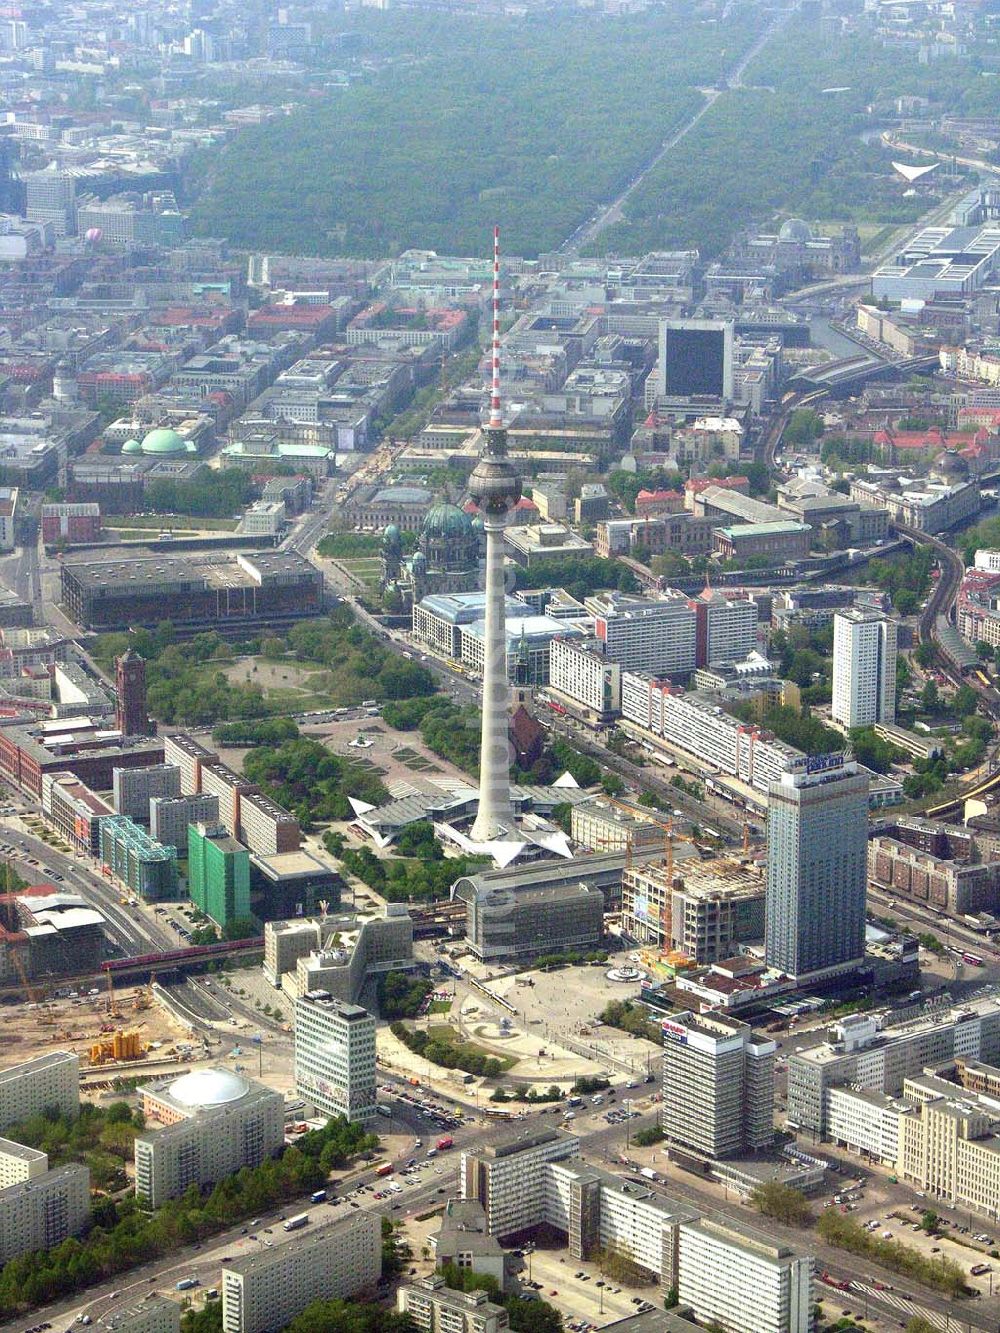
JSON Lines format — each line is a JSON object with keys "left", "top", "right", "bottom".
{"left": 105, "top": 970, "right": 121, "bottom": 1020}
{"left": 601, "top": 796, "right": 704, "bottom": 951}
{"left": 13, "top": 950, "right": 54, "bottom": 1024}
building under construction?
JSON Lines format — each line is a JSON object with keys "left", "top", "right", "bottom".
{"left": 621, "top": 855, "right": 765, "bottom": 965}
{"left": 0, "top": 887, "right": 106, "bottom": 986}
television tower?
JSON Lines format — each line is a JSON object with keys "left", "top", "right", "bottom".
{"left": 469, "top": 227, "right": 521, "bottom": 843}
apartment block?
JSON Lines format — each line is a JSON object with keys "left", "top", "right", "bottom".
{"left": 0, "top": 1161, "right": 90, "bottom": 1263}
{"left": 590, "top": 592, "right": 698, "bottom": 677}
{"left": 678, "top": 1219, "right": 813, "bottom": 1333}
{"left": 0, "top": 1137, "right": 47, "bottom": 1188}
{"left": 621, "top": 676, "right": 800, "bottom": 797}
{"left": 701, "top": 591, "right": 759, "bottom": 666}
{"left": 460, "top": 1128, "right": 579, "bottom": 1237}
{"left": 96, "top": 1298, "right": 180, "bottom": 1333}
{"left": 238, "top": 791, "right": 300, "bottom": 856}
{"left": 548, "top": 636, "right": 621, "bottom": 723}
{"left": 135, "top": 1069, "right": 283, "bottom": 1207}
{"left": 867, "top": 818, "right": 1000, "bottom": 916}
{"left": 162, "top": 734, "right": 218, "bottom": 796}
{"left": 397, "top": 1278, "right": 509, "bottom": 1333}
{"left": 112, "top": 763, "right": 181, "bottom": 822}
{"left": 149, "top": 792, "right": 220, "bottom": 854}
{"left": 460, "top": 1129, "right": 696, "bottom": 1290}
{"left": 786, "top": 994, "right": 1000, "bottom": 1136}
{"left": 200, "top": 762, "right": 258, "bottom": 839}
{"left": 221, "top": 1214, "right": 380, "bottom": 1333}
{"left": 831, "top": 608, "right": 897, "bottom": 730}
{"left": 0, "top": 1052, "right": 79, "bottom": 1131}
{"left": 293, "top": 990, "right": 377, "bottom": 1124}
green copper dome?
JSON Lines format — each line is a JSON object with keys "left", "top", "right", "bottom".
{"left": 121, "top": 438, "right": 142, "bottom": 454}
{"left": 141, "top": 427, "right": 188, "bottom": 455}
{"left": 422, "top": 502, "right": 472, "bottom": 540}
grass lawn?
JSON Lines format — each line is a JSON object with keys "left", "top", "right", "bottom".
{"left": 336, "top": 557, "right": 383, "bottom": 591}
{"left": 428, "top": 999, "right": 452, "bottom": 1015}
{"left": 427, "top": 1024, "right": 517, "bottom": 1071}
{"left": 393, "top": 746, "right": 440, "bottom": 773}
{"left": 109, "top": 515, "right": 239, "bottom": 531}
{"left": 223, "top": 658, "right": 343, "bottom": 712}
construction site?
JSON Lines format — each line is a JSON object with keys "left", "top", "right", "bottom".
{"left": 621, "top": 850, "right": 766, "bottom": 973}
{"left": 2, "top": 964, "right": 194, "bottom": 1089}
{"left": 574, "top": 792, "right": 765, "bottom": 972}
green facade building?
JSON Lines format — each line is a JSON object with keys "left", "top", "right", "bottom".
{"left": 100, "top": 816, "right": 178, "bottom": 901}
{"left": 188, "top": 821, "right": 251, "bottom": 929}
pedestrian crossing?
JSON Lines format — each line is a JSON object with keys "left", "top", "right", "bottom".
{"left": 850, "top": 1281, "right": 950, "bottom": 1331}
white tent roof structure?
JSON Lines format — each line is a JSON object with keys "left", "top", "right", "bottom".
{"left": 892, "top": 160, "right": 940, "bottom": 183}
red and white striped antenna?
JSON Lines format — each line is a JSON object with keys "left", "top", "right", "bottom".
{"left": 489, "top": 224, "right": 503, "bottom": 430}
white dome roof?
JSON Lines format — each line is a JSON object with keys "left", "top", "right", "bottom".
{"left": 168, "top": 1068, "right": 249, "bottom": 1109}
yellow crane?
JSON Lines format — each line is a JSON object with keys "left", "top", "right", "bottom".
{"left": 602, "top": 796, "right": 703, "bottom": 950}
{"left": 13, "top": 950, "right": 54, "bottom": 1024}
{"left": 105, "top": 970, "right": 121, "bottom": 1020}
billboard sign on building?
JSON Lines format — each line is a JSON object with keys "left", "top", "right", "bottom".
{"left": 806, "top": 752, "right": 844, "bottom": 775}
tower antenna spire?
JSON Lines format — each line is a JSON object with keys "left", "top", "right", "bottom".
{"left": 489, "top": 224, "right": 503, "bottom": 430}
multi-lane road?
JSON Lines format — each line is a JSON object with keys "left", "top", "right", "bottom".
{"left": 0, "top": 1108, "right": 444, "bottom": 1333}
{"left": 2, "top": 1088, "right": 990, "bottom": 1333}
{"left": 560, "top": 6, "right": 795, "bottom": 257}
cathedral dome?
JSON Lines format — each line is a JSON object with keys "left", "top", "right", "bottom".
{"left": 423, "top": 503, "right": 473, "bottom": 540}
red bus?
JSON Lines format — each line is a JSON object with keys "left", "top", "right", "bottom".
{"left": 964, "top": 952, "right": 985, "bottom": 967}
{"left": 375, "top": 1163, "right": 394, "bottom": 1178}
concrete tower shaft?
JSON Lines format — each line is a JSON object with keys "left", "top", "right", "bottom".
{"left": 469, "top": 227, "right": 520, "bottom": 843}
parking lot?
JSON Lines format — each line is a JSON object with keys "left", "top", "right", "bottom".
{"left": 817, "top": 1167, "right": 1000, "bottom": 1298}
{"left": 519, "top": 1243, "right": 657, "bottom": 1328}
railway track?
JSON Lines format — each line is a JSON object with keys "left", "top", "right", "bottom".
{"left": 764, "top": 390, "right": 1000, "bottom": 821}
{"left": 878, "top": 524, "right": 1000, "bottom": 817}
